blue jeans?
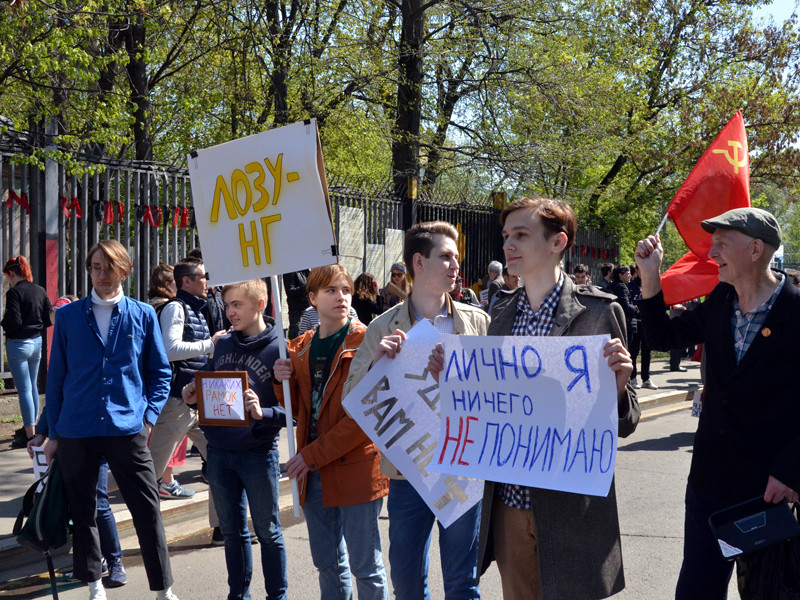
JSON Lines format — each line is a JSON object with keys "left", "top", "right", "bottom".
{"left": 97, "top": 459, "right": 123, "bottom": 566}
{"left": 302, "top": 470, "right": 388, "bottom": 600}
{"left": 207, "top": 445, "right": 288, "bottom": 600}
{"left": 6, "top": 337, "right": 42, "bottom": 427}
{"left": 675, "top": 485, "right": 735, "bottom": 600}
{"left": 387, "top": 479, "right": 480, "bottom": 600}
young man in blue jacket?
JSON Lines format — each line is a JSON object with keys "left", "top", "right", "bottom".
{"left": 44, "top": 240, "right": 177, "bottom": 600}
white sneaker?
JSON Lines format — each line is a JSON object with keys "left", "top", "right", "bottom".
{"left": 156, "top": 588, "right": 180, "bottom": 600}
{"left": 630, "top": 377, "right": 641, "bottom": 389}
{"left": 89, "top": 580, "right": 107, "bottom": 600}
{"left": 642, "top": 379, "right": 658, "bottom": 390}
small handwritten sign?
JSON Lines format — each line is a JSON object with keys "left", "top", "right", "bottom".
{"left": 432, "top": 333, "right": 618, "bottom": 497}
{"left": 196, "top": 371, "right": 251, "bottom": 427}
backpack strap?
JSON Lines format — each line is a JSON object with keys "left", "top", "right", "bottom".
{"left": 155, "top": 297, "right": 189, "bottom": 324}
{"left": 12, "top": 477, "right": 43, "bottom": 536}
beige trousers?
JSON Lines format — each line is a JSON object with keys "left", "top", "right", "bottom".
{"left": 148, "top": 396, "right": 218, "bottom": 527}
{"left": 492, "top": 498, "right": 542, "bottom": 600}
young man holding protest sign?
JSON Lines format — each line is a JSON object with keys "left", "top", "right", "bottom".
{"left": 182, "top": 278, "right": 288, "bottom": 600}
{"left": 273, "top": 264, "right": 390, "bottom": 600}
{"left": 343, "top": 221, "right": 490, "bottom": 600}
{"left": 429, "top": 198, "right": 639, "bottom": 600}
{"left": 150, "top": 258, "right": 226, "bottom": 503}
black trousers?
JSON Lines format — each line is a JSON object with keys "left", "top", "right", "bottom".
{"left": 58, "top": 428, "right": 173, "bottom": 590}
{"left": 629, "top": 323, "right": 651, "bottom": 380}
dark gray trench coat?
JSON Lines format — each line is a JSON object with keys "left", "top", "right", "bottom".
{"left": 477, "top": 276, "right": 641, "bottom": 599}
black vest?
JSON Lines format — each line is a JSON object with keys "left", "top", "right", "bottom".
{"left": 167, "top": 289, "right": 211, "bottom": 397}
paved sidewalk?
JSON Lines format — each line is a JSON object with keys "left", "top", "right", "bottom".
{"left": 0, "top": 359, "right": 702, "bottom": 587}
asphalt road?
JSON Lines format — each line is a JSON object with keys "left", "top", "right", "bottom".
{"left": 2, "top": 407, "right": 741, "bottom": 599}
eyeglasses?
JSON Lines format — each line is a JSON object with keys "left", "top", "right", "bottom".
{"left": 89, "top": 265, "right": 114, "bottom": 276}
{"left": 391, "top": 272, "right": 404, "bottom": 278}
{"left": 191, "top": 272, "right": 210, "bottom": 281}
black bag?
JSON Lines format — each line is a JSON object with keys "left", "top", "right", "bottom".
{"left": 12, "top": 457, "right": 72, "bottom": 599}
{"left": 737, "top": 504, "right": 800, "bottom": 600}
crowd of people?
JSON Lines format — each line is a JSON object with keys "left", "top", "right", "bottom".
{"left": 3, "top": 199, "right": 798, "bottom": 600}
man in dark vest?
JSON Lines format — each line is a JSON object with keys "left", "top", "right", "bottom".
{"left": 149, "top": 259, "right": 225, "bottom": 536}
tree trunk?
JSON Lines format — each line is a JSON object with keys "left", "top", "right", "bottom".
{"left": 265, "top": 0, "right": 291, "bottom": 126}
{"left": 392, "top": 0, "right": 424, "bottom": 200}
{"left": 126, "top": 13, "right": 152, "bottom": 161}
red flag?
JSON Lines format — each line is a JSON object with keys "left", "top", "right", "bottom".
{"left": 661, "top": 251, "right": 720, "bottom": 305}
{"left": 661, "top": 110, "right": 751, "bottom": 303}
{"left": 666, "top": 110, "right": 750, "bottom": 259}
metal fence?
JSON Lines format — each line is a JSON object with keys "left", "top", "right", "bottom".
{"left": 0, "top": 139, "right": 619, "bottom": 378}
{"left": 327, "top": 177, "right": 505, "bottom": 286}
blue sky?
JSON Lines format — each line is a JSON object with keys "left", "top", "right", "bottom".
{"left": 756, "top": 0, "right": 798, "bottom": 22}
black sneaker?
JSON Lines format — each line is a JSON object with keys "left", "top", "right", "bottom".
{"left": 13, "top": 427, "right": 26, "bottom": 440}
{"left": 10, "top": 436, "right": 32, "bottom": 449}
{"left": 211, "top": 527, "right": 224, "bottom": 546}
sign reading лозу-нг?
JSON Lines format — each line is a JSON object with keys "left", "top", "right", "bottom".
{"left": 187, "top": 119, "right": 336, "bottom": 286}
{"left": 431, "top": 334, "right": 619, "bottom": 497}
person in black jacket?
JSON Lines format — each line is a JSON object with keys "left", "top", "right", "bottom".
{"left": 283, "top": 269, "right": 311, "bottom": 338}
{"left": 606, "top": 265, "right": 638, "bottom": 333}
{"left": 1, "top": 255, "right": 51, "bottom": 447}
{"left": 351, "top": 272, "right": 382, "bottom": 325}
{"left": 636, "top": 208, "right": 800, "bottom": 599}
{"left": 607, "top": 265, "right": 655, "bottom": 389}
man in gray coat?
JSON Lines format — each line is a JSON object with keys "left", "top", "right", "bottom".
{"left": 456, "top": 197, "right": 639, "bottom": 599}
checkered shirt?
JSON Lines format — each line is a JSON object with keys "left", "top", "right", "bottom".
{"left": 731, "top": 273, "right": 784, "bottom": 364}
{"left": 497, "top": 273, "right": 565, "bottom": 510}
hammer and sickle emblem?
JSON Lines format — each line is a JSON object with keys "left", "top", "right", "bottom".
{"left": 712, "top": 140, "right": 747, "bottom": 174}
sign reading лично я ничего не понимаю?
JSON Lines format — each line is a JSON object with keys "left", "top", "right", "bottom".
{"left": 431, "top": 333, "right": 619, "bottom": 497}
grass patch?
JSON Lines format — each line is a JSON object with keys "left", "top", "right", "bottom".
{"left": 1, "top": 414, "right": 22, "bottom": 424}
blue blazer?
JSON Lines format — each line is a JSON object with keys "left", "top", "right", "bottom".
{"left": 46, "top": 295, "right": 171, "bottom": 439}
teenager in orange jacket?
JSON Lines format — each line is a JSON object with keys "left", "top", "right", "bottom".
{"left": 274, "top": 263, "right": 389, "bottom": 600}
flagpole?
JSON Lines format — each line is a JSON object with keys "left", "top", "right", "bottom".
{"left": 655, "top": 212, "right": 669, "bottom": 236}
{"left": 270, "top": 275, "right": 301, "bottom": 518}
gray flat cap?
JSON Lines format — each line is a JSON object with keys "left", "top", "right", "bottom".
{"left": 700, "top": 207, "right": 782, "bottom": 248}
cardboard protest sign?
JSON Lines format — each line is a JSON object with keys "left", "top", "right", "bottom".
{"left": 196, "top": 371, "right": 251, "bottom": 427}
{"left": 342, "top": 320, "right": 483, "bottom": 528}
{"left": 432, "top": 334, "right": 618, "bottom": 497}
{"left": 187, "top": 119, "right": 337, "bottom": 286}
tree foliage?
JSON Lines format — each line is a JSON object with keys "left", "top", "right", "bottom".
{"left": 0, "top": 0, "right": 798, "bottom": 248}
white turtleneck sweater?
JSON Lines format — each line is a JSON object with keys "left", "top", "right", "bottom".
{"left": 91, "top": 288, "right": 124, "bottom": 343}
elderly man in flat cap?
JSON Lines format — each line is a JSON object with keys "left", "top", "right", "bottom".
{"left": 635, "top": 207, "right": 800, "bottom": 599}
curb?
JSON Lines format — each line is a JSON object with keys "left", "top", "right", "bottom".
{"left": 0, "top": 478, "right": 296, "bottom": 587}
{"left": 638, "top": 387, "right": 698, "bottom": 416}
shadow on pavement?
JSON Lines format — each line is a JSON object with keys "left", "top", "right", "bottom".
{"left": 619, "top": 431, "right": 695, "bottom": 453}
